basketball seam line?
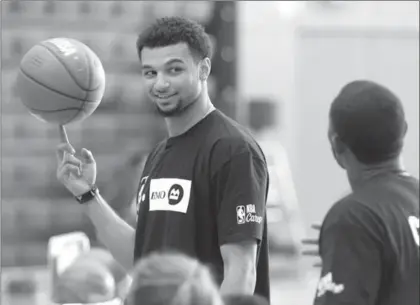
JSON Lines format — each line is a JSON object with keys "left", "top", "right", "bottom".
{"left": 26, "top": 106, "right": 84, "bottom": 113}
{"left": 40, "top": 42, "right": 101, "bottom": 92}
{"left": 64, "top": 48, "right": 92, "bottom": 125}
{"left": 87, "top": 46, "right": 93, "bottom": 91}
{"left": 19, "top": 68, "right": 99, "bottom": 104}
{"left": 78, "top": 46, "right": 93, "bottom": 121}
{"left": 41, "top": 41, "right": 87, "bottom": 90}
{"left": 64, "top": 97, "right": 86, "bottom": 124}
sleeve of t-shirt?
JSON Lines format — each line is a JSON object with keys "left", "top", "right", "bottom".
{"left": 314, "top": 220, "right": 382, "bottom": 305}
{"left": 212, "top": 151, "right": 268, "bottom": 246}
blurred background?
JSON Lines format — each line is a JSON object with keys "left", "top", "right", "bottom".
{"left": 1, "top": 1, "right": 419, "bottom": 304}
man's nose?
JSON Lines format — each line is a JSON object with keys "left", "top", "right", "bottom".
{"left": 154, "top": 75, "right": 170, "bottom": 92}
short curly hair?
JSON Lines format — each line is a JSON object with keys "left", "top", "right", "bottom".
{"left": 136, "top": 16, "right": 213, "bottom": 62}
{"left": 330, "top": 80, "right": 407, "bottom": 165}
{"left": 126, "top": 251, "right": 223, "bottom": 305}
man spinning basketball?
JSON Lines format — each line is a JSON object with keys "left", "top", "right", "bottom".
{"left": 56, "top": 17, "right": 270, "bottom": 302}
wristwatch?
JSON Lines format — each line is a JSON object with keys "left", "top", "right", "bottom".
{"left": 75, "top": 185, "right": 99, "bottom": 204}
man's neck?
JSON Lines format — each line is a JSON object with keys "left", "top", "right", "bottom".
{"left": 165, "top": 91, "right": 214, "bottom": 137}
{"left": 348, "top": 156, "right": 407, "bottom": 190}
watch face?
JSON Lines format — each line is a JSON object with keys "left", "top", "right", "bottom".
{"left": 76, "top": 186, "right": 97, "bottom": 204}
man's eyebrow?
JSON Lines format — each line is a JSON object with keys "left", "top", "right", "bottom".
{"left": 142, "top": 58, "right": 185, "bottom": 70}
{"left": 165, "top": 58, "right": 185, "bottom": 65}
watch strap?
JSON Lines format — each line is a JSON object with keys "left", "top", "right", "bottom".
{"left": 75, "top": 185, "right": 98, "bottom": 204}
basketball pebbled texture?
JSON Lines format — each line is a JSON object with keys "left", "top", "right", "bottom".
{"left": 16, "top": 38, "right": 106, "bottom": 125}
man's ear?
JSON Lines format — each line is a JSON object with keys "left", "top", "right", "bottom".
{"left": 331, "top": 134, "right": 346, "bottom": 154}
{"left": 402, "top": 121, "right": 408, "bottom": 137}
{"left": 199, "top": 57, "right": 211, "bottom": 81}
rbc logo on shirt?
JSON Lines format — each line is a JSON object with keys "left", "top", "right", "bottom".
{"left": 168, "top": 184, "right": 184, "bottom": 205}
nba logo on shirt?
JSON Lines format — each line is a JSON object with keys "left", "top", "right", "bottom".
{"left": 236, "top": 206, "right": 246, "bottom": 224}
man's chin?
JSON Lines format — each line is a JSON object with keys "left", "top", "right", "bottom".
{"left": 155, "top": 104, "right": 182, "bottom": 117}
{"left": 154, "top": 97, "right": 196, "bottom": 117}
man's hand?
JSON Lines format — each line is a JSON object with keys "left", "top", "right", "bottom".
{"left": 56, "top": 125, "right": 97, "bottom": 197}
{"left": 302, "top": 223, "right": 322, "bottom": 268}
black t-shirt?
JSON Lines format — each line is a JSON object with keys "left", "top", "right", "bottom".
{"left": 133, "top": 109, "right": 270, "bottom": 301}
{"left": 314, "top": 172, "right": 419, "bottom": 305}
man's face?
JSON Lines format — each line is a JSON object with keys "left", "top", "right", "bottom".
{"left": 140, "top": 43, "right": 202, "bottom": 117}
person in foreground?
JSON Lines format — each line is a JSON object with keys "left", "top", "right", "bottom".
{"left": 54, "top": 248, "right": 126, "bottom": 305}
{"left": 56, "top": 16, "right": 270, "bottom": 301}
{"left": 313, "top": 80, "right": 419, "bottom": 305}
{"left": 124, "top": 251, "right": 223, "bottom": 305}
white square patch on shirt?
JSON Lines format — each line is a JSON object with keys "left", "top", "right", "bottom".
{"left": 149, "top": 178, "right": 192, "bottom": 214}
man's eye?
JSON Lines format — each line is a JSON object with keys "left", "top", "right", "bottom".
{"left": 169, "top": 67, "right": 183, "bottom": 73}
{"left": 143, "top": 71, "right": 155, "bottom": 77}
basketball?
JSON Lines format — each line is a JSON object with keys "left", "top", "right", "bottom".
{"left": 16, "top": 37, "right": 106, "bottom": 125}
